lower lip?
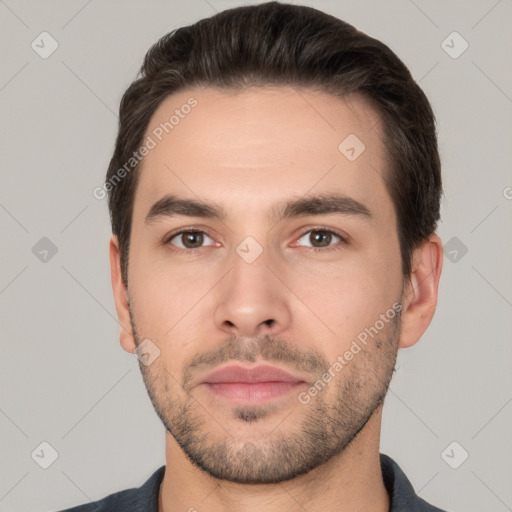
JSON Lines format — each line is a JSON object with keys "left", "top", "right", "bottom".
{"left": 203, "top": 381, "right": 305, "bottom": 404}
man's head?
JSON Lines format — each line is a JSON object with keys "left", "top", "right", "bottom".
{"left": 108, "top": 2, "right": 443, "bottom": 484}
{"left": 107, "top": 1, "right": 441, "bottom": 286}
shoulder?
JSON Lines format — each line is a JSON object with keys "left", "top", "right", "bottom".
{"left": 52, "top": 466, "right": 165, "bottom": 512}
{"left": 380, "top": 454, "right": 450, "bottom": 512}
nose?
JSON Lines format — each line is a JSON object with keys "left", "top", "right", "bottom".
{"left": 213, "top": 247, "right": 292, "bottom": 338}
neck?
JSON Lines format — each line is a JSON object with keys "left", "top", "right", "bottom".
{"left": 158, "top": 407, "right": 389, "bottom": 512}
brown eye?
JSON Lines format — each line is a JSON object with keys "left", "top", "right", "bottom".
{"left": 168, "top": 230, "right": 213, "bottom": 250}
{"left": 309, "top": 231, "right": 334, "bottom": 247}
{"left": 296, "top": 229, "right": 342, "bottom": 249}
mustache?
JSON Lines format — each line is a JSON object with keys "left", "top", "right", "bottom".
{"left": 182, "top": 334, "right": 330, "bottom": 390}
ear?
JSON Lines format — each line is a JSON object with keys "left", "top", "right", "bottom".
{"left": 398, "top": 233, "right": 443, "bottom": 348}
{"left": 109, "top": 235, "right": 136, "bottom": 354}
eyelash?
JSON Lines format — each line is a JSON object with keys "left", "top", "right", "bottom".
{"left": 163, "top": 227, "right": 348, "bottom": 254}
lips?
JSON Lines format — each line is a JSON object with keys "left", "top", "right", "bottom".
{"left": 199, "top": 364, "right": 307, "bottom": 404}
{"left": 201, "top": 364, "right": 305, "bottom": 384}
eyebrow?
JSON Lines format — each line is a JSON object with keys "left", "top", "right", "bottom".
{"left": 145, "top": 192, "right": 373, "bottom": 225}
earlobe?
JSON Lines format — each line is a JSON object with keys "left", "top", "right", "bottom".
{"left": 109, "top": 235, "right": 136, "bottom": 354}
{"left": 398, "top": 234, "right": 443, "bottom": 349}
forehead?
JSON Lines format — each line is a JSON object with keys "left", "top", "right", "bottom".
{"left": 134, "top": 85, "right": 392, "bottom": 223}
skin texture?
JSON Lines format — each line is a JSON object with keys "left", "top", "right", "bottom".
{"left": 110, "top": 85, "right": 443, "bottom": 512}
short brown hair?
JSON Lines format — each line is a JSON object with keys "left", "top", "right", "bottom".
{"left": 106, "top": 1, "right": 441, "bottom": 287}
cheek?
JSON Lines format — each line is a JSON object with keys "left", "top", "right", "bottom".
{"left": 130, "top": 242, "right": 199, "bottom": 315}
{"left": 291, "top": 247, "right": 402, "bottom": 348}
{"left": 308, "top": 272, "right": 386, "bottom": 343}
{"left": 128, "top": 258, "right": 208, "bottom": 366}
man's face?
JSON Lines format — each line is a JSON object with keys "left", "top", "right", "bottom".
{"left": 124, "top": 86, "right": 404, "bottom": 483}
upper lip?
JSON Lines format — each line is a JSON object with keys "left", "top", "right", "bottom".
{"left": 200, "top": 364, "right": 307, "bottom": 384}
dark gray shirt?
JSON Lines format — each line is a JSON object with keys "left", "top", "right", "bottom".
{"left": 55, "top": 454, "right": 448, "bottom": 511}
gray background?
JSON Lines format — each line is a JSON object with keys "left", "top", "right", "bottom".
{"left": 1, "top": 1, "right": 511, "bottom": 511}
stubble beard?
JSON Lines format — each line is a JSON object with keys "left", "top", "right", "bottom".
{"left": 129, "top": 305, "right": 400, "bottom": 484}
